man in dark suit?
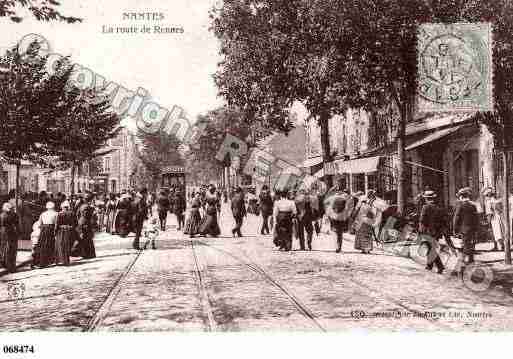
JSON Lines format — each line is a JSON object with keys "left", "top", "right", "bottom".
{"left": 259, "top": 185, "right": 274, "bottom": 235}
{"left": 131, "top": 188, "right": 149, "bottom": 250}
{"left": 453, "top": 187, "right": 478, "bottom": 265}
{"left": 419, "top": 190, "right": 446, "bottom": 274}
{"left": 295, "top": 189, "right": 314, "bottom": 250}
{"left": 231, "top": 187, "right": 246, "bottom": 237}
{"left": 172, "top": 189, "right": 186, "bottom": 231}
{"left": 156, "top": 190, "right": 169, "bottom": 231}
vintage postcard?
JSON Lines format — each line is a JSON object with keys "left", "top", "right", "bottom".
{"left": 0, "top": 1, "right": 512, "bottom": 357}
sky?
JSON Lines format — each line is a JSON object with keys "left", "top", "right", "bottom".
{"left": 0, "top": 0, "right": 224, "bottom": 130}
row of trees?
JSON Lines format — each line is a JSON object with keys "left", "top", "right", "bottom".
{"left": 211, "top": 0, "right": 513, "bottom": 263}
{"left": 0, "top": 42, "right": 120, "bottom": 207}
{"left": 185, "top": 106, "right": 274, "bottom": 187}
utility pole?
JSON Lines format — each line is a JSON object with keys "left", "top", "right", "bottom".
{"left": 503, "top": 150, "right": 512, "bottom": 265}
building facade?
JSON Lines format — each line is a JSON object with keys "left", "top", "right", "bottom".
{"left": 304, "top": 108, "right": 500, "bottom": 208}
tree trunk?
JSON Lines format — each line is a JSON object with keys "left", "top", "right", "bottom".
{"left": 396, "top": 100, "right": 410, "bottom": 215}
{"left": 319, "top": 111, "right": 332, "bottom": 189}
{"left": 502, "top": 150, "right": 512, "bottom": 265}
{"left": 396, "top": 119, "right": 406, "bottom": 214}
{"left": 226, "top": 166, "right": 231, "bottom": 193}
{"left": 15, "top": 161, "right": 20, "bottom": 212}
{"left": 70, "top": 163, "right": 77, "bottom": 196}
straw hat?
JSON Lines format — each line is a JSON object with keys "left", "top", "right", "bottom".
{"left": 61, "top": 200, "right": 70, "bottom": 209}
{"left": 46, "top": 201, "right": 55, "bottom": 210}
{"left": 2, "top": 202, "right": 12, "bottom": 212}
{"left": 422, "top": 190, "right": 437, "bottom": 199}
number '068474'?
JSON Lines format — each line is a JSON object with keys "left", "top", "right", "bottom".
{"left": 3, "top": 345, "right": 35, "bottom": 354}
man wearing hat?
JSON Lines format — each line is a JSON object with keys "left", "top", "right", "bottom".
{"left": 130, "top": 188, "right": 149, "bottom": 250}
{"left": 453, "top": 187, "right": 478, "bottom": 265}
{"left": 295, "top": 188, "right": 314, "bottom": 251}
{"left": 419, "top": 190, "right": 446, "bottom": 274}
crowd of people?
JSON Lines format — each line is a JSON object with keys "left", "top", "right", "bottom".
{"left": 0, "top": 178, "right": 507, "bottom": 276}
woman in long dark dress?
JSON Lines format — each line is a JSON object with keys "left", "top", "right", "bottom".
{"left": 55, "top": 200, "right": 77, "bottom": 266}
{"left": 115, "top": 194, "right": 131, "bottom": 237}
{"left": 0, "top": 202, "right": 19, "bottom": 273}
{"left": 184, "top": 194, "right": 202, "bottom": 237}
{"left": 35, "top": 201, "right": 58, "bottom": 268}
{"left": 199, "top": 185, "right": 221, "bottom": 237}
{"left": 76, "top": 194, "right": 96, "bottom": 259}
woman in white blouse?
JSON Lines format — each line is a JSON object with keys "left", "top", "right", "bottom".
{"left": 272, "top": 190, "right": 297, "bottom": 251}
{"left": 33, "top": 201, "right": 58, "bottom": 268}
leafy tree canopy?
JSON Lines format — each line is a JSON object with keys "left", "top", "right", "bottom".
{"left": 0, "top": 0, "right": 81, "bottom": 23}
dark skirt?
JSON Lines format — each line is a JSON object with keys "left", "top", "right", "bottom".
{"left": 274, "top": 211, "right": 293, "bottom": 250}
{"left": 184, "top": 208, "right": 202, "bottom": 235}
{"left": 36, "top": 225, "right": 56, "bottom": 268}
{"left": 115, "top": 210, "right": 130, "bottom": 236}
{"left": 199, "top": 207, "right": 221, "bottom": 236}
{"left": 55, "top": 225, "right": 73, "bottom": 265}
{"left": 79, "top": 225, "right": 96, "bottom": 259}
{"left": 0, "top": 227, "right": 18, "bottom": 273}
{"left": 354, "top": 222, "right": 374, "bottom": 252}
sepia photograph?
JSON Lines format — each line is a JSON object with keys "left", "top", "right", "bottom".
{"left": 0, "top": 0, "right": 512, "bottom": 357}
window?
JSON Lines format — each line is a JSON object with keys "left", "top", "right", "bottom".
{"left": 104, "top": 157, "right": 111, "bottom": 172}
{"left": 353, "top": 173, "right": 365, "bottom": 193}
{"left": 0, "top": 171, "right": 8, "bottom": 195}
{"left": 367, "top": 174, "right": 377, "bottom": 192}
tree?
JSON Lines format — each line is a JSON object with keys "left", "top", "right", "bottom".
{"left": 211, "top": 0, "right": 366, "bottom": 189}
{"left": 47, "top": 83, "right": 121, "bottom": 195}
{"left": 136, "top": 130, "right": 184, "bottom": 191}
{"left": 0, "top": 0, "right": 81, "bottom": 23}
{"left": 0, "top": 42, "right": 72, "bottom": 208}
{"left": 186, "top": 106, "right": 272, "bottom": 187}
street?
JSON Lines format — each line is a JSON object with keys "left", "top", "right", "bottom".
{"left": 2, "top": 202, "right": 513, "bottom": 332}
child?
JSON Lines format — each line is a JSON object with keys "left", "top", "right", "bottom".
{"left": 143, "top": 215, "right": 160, "bottom": 250}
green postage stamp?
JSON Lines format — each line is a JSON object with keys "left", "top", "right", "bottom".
{"left": 417, "top": 22, "right": 493, "bottom": 112}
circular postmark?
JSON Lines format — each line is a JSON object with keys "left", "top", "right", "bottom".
{"left": 418, "top": 30, "right": 489, "bottom": 106}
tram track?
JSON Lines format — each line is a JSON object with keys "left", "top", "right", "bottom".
{"left": 194, "top": 239, "right": 326, "bottom": 332}
{"left": 189, "top": 239, "right": 217, "bottom": 331}
{"left": 196, "top": 238, "right": 457, "bottom": 331}
{"left": 85, "top": 239, "right": 149, "bottom": 332}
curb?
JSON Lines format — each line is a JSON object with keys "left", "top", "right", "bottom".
{"left": 0, "top": 258, "right": 33, "bottom": 278}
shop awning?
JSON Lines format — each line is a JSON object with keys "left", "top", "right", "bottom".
{"left": 324, "top": 155, "right": 381, "bottom": 175}
{"left": 406, "top": 125, "right": 464, "bottom": 151}
{"left": 336, "top": 155, "right": 381, "bottom": 174}
{"left": 302, "top": 156, "right": 323, "bottom": 168}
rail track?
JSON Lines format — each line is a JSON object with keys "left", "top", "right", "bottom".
{"left": 85, "top": 239, "right": 149, "bottom": 332}
{"left": 189, "top": 239, "right": 217, "bottom": 331}
{"left": 193, "top": 239, "right": 326, "bottom": 332}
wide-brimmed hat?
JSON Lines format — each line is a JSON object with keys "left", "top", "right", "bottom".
{"left": 2, "top": 202, "right": 12, "bottom": 212}
{"left": 457, "top": 187, "right": 473, "bottom": 197}
{"left": 46, "top": 201, "right": 55, "bottom": 210}
{"left": 422, "top": 190, "right": 437, "bottom": 199}
{"left": 61, "top": 200, "right": 70, "bottom": 209}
